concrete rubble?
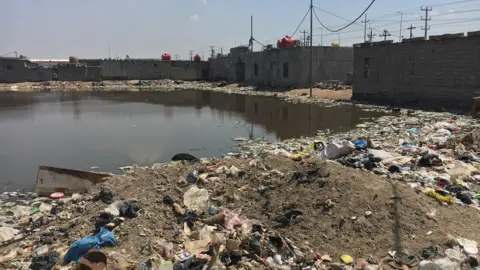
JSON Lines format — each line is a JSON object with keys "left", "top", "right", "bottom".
{"left": 0, "top": 99, "right": 479, "bottom": 269}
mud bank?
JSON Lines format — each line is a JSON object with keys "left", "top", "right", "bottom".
{"left": 0, "top": 79, "right": 355, "bottom": 104}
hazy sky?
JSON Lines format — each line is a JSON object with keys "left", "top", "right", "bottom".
{"left": 1, "top": 0, "right": 479, "bottom": 59}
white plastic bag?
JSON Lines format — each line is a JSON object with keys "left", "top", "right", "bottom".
{"left": 318, "top": 141, "right": 355, "bottom": 159}
{"left": 183, "top": 186, "right": 209, "bottom": 212}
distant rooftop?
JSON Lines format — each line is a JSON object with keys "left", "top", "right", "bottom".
{"left": 29, "top": 59, "right": 69, "bottom": 63}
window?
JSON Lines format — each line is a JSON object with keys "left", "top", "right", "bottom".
{"left": 363, "top": 58, "right": 371, "bottom": 78}
{"left": 283, "top": 63, "right": 289, "bottom": 78}
{"left": 254, "top": 63, "right": 258, "bottom": 76}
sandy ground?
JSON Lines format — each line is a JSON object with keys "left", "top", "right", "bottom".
{"left": 286, "top": 88, "right": 352, "bottom": 100}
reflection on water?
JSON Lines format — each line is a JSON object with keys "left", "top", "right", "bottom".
{"left": 0, "top": 90, "right": 389, "bottom": 190}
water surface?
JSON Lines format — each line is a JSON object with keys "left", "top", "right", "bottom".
{"left": 0, "top": 90, "right": 389, "bottom": 190}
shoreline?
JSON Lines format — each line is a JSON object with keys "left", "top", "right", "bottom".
{"left": 1, "top": 79, "right": 470, "bottom": 116}
{"left": 0, "top": 81, "right": 479, "bottom": 268}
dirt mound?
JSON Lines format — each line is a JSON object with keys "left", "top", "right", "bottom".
{"left": 63, "top": 155, "right": 479, "bottom": 263}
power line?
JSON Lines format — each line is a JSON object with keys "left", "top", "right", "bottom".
{"left": 313, "top": 6, "right": 400, "bottom": 37}
{"left": 435, "top": 8, "right": 480, "bottom": 16}
{"left": 368, "top": 0, "right": 479, "bottom": 20}
{"left": 430, "top": 17, "right": 480, "bottom": 26}
{"left": 313, "top": 0, "right": 376, "bottom": 32}
{"left": 291, "top": 7, "right": 311, "bottom": 37}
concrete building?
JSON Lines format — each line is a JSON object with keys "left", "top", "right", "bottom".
{"left": 243, "top": 46, "right": 353, "bottom": 88}
{"left": 0, "top": 57, "right": 53, "bottom": 83}
{"left": 98, "top": 59, "right": 209, "bottom": 81}
{"left": 352, "top": 31, "right": 480, "bottom": 108}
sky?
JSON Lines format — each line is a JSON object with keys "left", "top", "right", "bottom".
{"left": 1, "top": 0, "right": 479, "bottom": 59}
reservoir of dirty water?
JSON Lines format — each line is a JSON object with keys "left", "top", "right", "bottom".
{"left": 0, "top": 90, "right": 389, "bottom": 190}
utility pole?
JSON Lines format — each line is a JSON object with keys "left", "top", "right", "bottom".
{"left": 209, "top": 46, "right": 215, "bottom": 60}
{"left": 188, "top": 50, "right": 193, "bottom": 61}
{"left": 300, "top": 30, "right": 308, "bottom": 46}
{"left": 309, "top": 0, "right": 313, "bottom": 97}
{"left": 407, "top": 25, "right": 416, "bottom": 39}
{"left": 368, "top": 28, "right": 376, "bottom": 42}
{"left": 249, "top": 15, "right": 254, "bottom": 52}
{"left": 398, "top": 12, "right": 403, "bottom": 42}
{"left": 108, "top": 44, "right": 111, "bottom": 59}
{"left": 380, "top": 29, "right": 391, "bottom": 41}
{"left": 320, "top": 28, "right": 323, "bottom": 46}
{"left": 421, "top": 6, "right": 432, "bottom": 40}
{"left": 174, "top": 54, "right": 180, "bottom": 60}
{"left": 361, "top": 14, "right": 370, "bottom": 42}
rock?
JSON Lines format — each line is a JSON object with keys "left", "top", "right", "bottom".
{"left": 354, "top": 259, "right": 369, "bottom": 270}
{"left": 321, "top": 254, "right": 332, "bottom": 262}
{"left": 365, "top": 211, "right": 372, "bottom": 217}
{"left": 330, "top": 263, "right": 346, "bottom": 270}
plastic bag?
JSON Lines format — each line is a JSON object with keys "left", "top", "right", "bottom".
{"left": 183, "top": 186, "right": 209, "bottom": 212}
{"left": 318, "top": 141, "right": 355, "bottom": 159}
{"left": 62, "top": 227, "right": 117, "bottom": 265}
{"left": 223, "top": 208, "right": 247, "bottom": 230}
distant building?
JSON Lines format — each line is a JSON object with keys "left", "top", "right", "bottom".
{"left": 29, "top": 59, "right": 70, "bottom": 68}
{"left": 352, "top": 30, "right": 480, "bottom": 108}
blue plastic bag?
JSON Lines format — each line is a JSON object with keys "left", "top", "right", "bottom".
{"left": 354, "top": 140, "right": 367, "bottom": 150}
{"left": 62, "top": 227, "right": 116, "bottom": 265}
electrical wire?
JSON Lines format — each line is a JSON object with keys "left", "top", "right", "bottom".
{"left": 368, "top": 0, "right": 479, "bottom": 20}
{"left": 430, "top": 17, "right": 480, "bottom": 26}
{"left": 313, "top": 0, "right": 376, "bottom": 32}
{"left": 435, "top": 8, "right": 480, "bottom": 16}
{"left": 290, "top": 7, "right": 311, "bottom": 37}
{"left": 253, "top": 39, "right": 266, "bottom": 47}
{"left": 313, "top": 7, "right": 400, "bottom": 37}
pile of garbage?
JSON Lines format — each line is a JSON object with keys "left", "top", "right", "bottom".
{"left": 313, "top": 81, "right": 350, "bottom": 90}
{"left": 0, "top": 146, "right": 479, "bottom": 269}
{"left": 0, "top": 105, "right": 479, "bottom": 269}
{"left": 233, "top": 110, "right": 480, "bottom": 208}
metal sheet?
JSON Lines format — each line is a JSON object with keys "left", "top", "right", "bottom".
{"left": 35, "top": 165, "right": 110, "bottom": 196}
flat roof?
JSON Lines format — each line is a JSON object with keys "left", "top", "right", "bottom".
{"left": 29, "top": 59, "right": 69, "bottom": 62}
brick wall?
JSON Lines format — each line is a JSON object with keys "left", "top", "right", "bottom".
{"left": 352, "top": 34, "right": 480, "bottom": 108}
{"left": 57, "top": 66, "right": 101, "bottom": 81}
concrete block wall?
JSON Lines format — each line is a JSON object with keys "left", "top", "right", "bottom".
{"left": 243, "top": 46, "right": 353, "bottom": 88}
{"left": 352, "top": 35, "right": 480, "bottom": 108}
{"left": 100, "top": 59, "right": 209, "bottom": 81}
{"left": 57, "top": 66, "right": 101, "bottom": 81}
{"left": 209, "top": 57, "right": 231, "bottom": 81}
{"left": 0, "top": 58, "right": 52, "bottom": 83}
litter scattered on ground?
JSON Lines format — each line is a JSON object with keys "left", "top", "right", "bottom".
{"left": 0, "top": 106, "right": 478, "bottom": 269}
